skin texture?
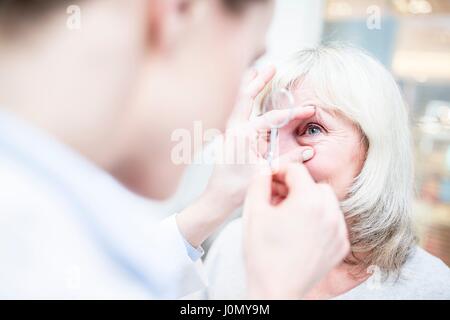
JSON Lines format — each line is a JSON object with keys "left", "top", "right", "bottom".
{"left": 244, "top": 164, "right": 350, "bottom": 299}
{"left": 274, "top": 79, "right": 370, "bottom": 299}
{"left": 278, "top": 79, "right": 367, "bottom": 200}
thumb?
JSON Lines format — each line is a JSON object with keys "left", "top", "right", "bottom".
{"left": 278, "top": 147, "right": 314, "bottom": 165}
{"left": 243, "top": 164, "right": 272, "bottom": 237}
{"left": 271, "top": 147, "right": 314, "bottom": 172}
{"left": 243, "top": 164, "right": 272, "bottom": 215}
{"left": 272, "top": 162, "right": 316, "bottom": 197}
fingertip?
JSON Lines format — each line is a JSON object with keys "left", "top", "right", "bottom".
{"left": 302, "top": 148, "right": 314, "bottom": 162}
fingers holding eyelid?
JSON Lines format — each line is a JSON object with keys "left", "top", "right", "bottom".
{"left": 303, "top": 123, "right": 326, "bottom": 136}
{"left": 281, "top": 109, "right": 318, "bottom": 132}
{"left": 253, "top": 106, "right": 315, "bottom": 131}
{"left": 276, "top": 147, "right": 315, "bottom": 164}
{"left": 290, "top": 106, "right": 316, "bottom": 120}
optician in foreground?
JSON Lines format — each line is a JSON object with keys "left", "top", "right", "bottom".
{"left": 0, "top": 0, "right": 349, "bottom": 299}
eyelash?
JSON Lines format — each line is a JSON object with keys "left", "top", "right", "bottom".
{"left": 298, "top": 123, "right": 326, "bottom": 137}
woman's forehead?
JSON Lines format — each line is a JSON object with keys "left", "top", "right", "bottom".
{"left": 291, "top": 78, "right": 331, "bottom": 108}
{"left": 294, "top": 98, "right": 353, "bottom": 128}
{"left": 291, "top": 88, "right": 339, "bottom": 116}
{"left": 287, "top": 78, "right": 347, "bottom": 118}
{"left": 273, "top": 73, "right": 356, "bottom": 126}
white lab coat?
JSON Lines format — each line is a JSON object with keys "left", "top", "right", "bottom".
{"left": 0, "top": 110, "right": 205, "bottom": 299}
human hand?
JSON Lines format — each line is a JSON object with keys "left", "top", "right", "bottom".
{"left": 243, "top": 163, "right": 350, "bottom": 299}
{"left": 177, "top": 67, "right": 315, "bottom": 248}
{"left": 206, "top": 66, "right": 315, "bottom": 210}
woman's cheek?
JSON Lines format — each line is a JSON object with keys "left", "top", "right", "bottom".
{"left": 304, "top": 142, "right": 363, "bottom": 200}
{"left": 303, "top": 151, "right": 334, "bottom": 183}
{"left": 296, "top": 137, "right": 344, "bottom": 185}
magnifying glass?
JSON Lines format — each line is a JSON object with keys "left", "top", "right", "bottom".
{"left": 262, "top": 88, "right": 295, "bottom": 166}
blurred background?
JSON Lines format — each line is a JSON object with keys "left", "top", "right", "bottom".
{"left": 318, "top": 0, "right": 450, "bottom": 267}
{"left": 170, "top": 0, "right": 450, "bottom": 265}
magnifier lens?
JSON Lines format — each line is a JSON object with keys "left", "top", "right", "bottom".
{"left": 262, "top": 88, "right": 294, "bottom": 128}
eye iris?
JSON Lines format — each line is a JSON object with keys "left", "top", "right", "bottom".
{"left": 307, "top": 125, "right": 321, "bottom": 135}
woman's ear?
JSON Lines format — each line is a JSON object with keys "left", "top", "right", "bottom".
{"left": 147, "top": 0, "right": 194, "bottom": 51}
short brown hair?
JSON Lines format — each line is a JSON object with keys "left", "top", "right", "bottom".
{"left": 0, "top": 0, "right": 268, "bottom": 16}
{"left": 221, "top": 0, "right": 269, "bottom": 13}
{"left": 0, "top": 0, "right": 69, "bottom": 17}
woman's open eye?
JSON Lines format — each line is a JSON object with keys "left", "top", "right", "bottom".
{"left": 304, "top": 124, "right": 323, "bottom": 136}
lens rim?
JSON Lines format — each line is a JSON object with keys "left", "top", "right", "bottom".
{"left": 262, "top": 88, "right": 295, "bottom": 128}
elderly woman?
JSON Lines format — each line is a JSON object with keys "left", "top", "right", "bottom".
{"left": 204, "top": 44, "right": 450, "bottom": 299}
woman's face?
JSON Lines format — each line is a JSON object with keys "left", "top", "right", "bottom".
{"left": 278, "top": 80, "right": 367, "bottom": 200}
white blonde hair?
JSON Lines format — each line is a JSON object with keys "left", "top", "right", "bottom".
{"left": 261, "top": 43, "right": 416, "bottom": 277}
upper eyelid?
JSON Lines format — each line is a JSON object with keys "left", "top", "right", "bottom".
{"left": 301, "top": 117, "right": 324, "bottom": 127}
{"left": 297, "top": 122, "right": 327, "bottom": 135}
{"left": 306, "top": 123, "right": 325, "bottom": 132}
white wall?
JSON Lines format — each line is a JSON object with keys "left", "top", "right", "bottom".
{"left": 263, "top": 0, "right": 326, "bottom": 63}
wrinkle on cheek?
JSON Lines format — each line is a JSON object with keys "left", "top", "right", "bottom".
{"left": 327, "top": 128, "right": 357, "bottom": 141}
{"left": 328, "top": 129, "right": 367, "bottom": 170}
{"left": 302, "top": 140, "right": 345, "bottom": 173}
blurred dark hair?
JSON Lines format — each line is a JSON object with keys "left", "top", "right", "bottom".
{"left": 0, "top": 0, "right": 268, "bottom": 17}
{"left": 0, "top": 0, "right": 71, "bottom": 28}
{"left": 0, "top": 0, "right": 67, "bottom": 16}
{"left": 222, "top": 0, "right": 269, "bottom": 13}
{"left": 0, "top": 0, "right": 268, "bottom": 37}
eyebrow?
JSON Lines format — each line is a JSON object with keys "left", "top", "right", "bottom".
{"left": 300, "top": 101, "right": 336, "bottom": 117}
{"left": 302, "top": 105, "right": 342, "bottom": 127}
{"left": 317, "top": 106, "right": 337, "bottom": 117}
{"left": 308, "top": 110, "right": 327, "bottom": 125}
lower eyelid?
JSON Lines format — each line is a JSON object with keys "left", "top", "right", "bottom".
{"left": 296, "top": 131, "right": 324, "bottom": 143}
